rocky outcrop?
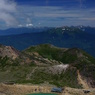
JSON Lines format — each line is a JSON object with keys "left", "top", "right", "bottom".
{"left": 0, "top": 45, "right": 20, "bottom": 60}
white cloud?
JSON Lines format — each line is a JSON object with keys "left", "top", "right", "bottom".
{"left": 18, "top": 24, "right": 23, "bottom": 27}
{"left": 26, "top": 18, "right": 31, "bottom": 23}
{"left": 0, "top": 0, "right": 18, "bottom": 27}
{"left": 26, "top": 24, "right": 33, "bottom": 27}
{"left": 80, "top": 17, "right": 95, "bottom": 21}
{"left": 0, "top": 1, "right": 95, "bottom": 28}
{"left": 25, "top": 18, "right": 34, "bottom": 27}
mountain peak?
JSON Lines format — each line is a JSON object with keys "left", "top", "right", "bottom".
{"left": 0, "top": 45, "right": 20, "bottom": 60}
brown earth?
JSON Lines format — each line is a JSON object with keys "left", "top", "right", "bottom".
{"left": 0, "top": 83, "right": 95, "bottom": 95}
{"left": 0, "top": 83, "right": 52, "bottom": 95}
{"left": 62, "top": 87, "right": 95, "bottom": 95}
{"left": 77, "top": 70, "right": 90, "bottom": 89}
{"left": 0, "top": 45, "right": 20, "bottom": 60}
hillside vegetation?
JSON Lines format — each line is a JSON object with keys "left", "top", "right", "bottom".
{"left": 0, "top": 44, "right": 95, "bottom": 88}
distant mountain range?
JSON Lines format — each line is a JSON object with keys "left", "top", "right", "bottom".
{"left": 0, "top": 27, "right": 50, "bottom": 35}
{"left": 0, "top": 26, "right": 95, "bottom": 57}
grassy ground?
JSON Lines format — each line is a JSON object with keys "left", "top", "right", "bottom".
{"left": 0, "top": 65, "right": 81, "bottom": 88}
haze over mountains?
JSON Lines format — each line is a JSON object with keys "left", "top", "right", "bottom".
{"left": 0, "top": 27, "right": 49, "bottom": 36}
{"left": 0, "top": 26, "right": 95, "bottom": 57}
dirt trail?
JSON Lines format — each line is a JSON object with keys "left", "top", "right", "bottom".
{"left": 77, "top": 70, "right": 89, "bottom": 89}
{"left": 26, "top": 67, "right": 38, "bottom": 80}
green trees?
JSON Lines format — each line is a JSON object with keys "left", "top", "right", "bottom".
{"left": 0, "top": 56, "right": 9, "bottom": 67}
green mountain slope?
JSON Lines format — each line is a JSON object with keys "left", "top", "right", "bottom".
{"left": 0, "top": 44, "right": 95, "bottom": 88}
{"left": 25, "top": 44, "right": 95, "bottom": 64}
{"left": 0, "top": 26, "right": 95, "bottom": 58}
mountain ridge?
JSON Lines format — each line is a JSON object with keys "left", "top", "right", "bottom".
{"left": 0, "top": 44, "right": 95, "bottom": 88}
{"left": 0, "top": 27, "right": 50, "bottom": 36}
{"left": 0, "top": 26, "right": 95, "bottom": 57}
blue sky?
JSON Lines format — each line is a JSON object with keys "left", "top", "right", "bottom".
{"left": 16, "top": 0, "right": 94, "bottom": 7}
{"left": 0, "top": 0, "right": 95, "bottom": 29}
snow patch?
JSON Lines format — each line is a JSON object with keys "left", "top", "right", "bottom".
{"left": 62, "top": 28, "right": 65, "bottom": 30}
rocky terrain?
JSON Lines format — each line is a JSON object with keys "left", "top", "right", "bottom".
{"left": 0, "top": 44, "right": 95, "bottom": 95}
{"left": 0, "top": 45, "right": 20, "bottom": 60}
